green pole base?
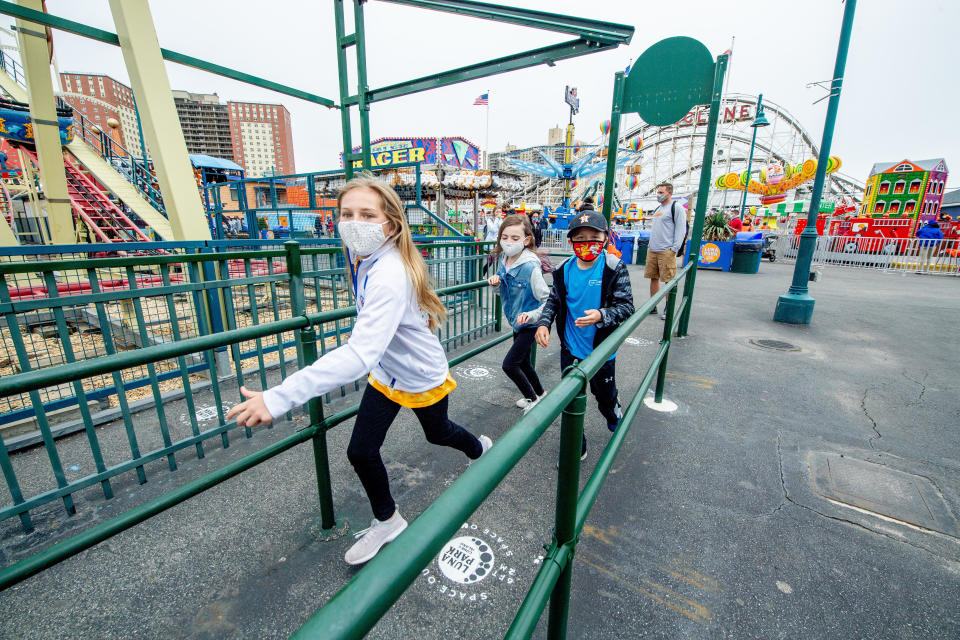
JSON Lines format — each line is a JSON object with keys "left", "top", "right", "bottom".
{"left": 311, "top": 518, "right": 350, "bottom": 542}
{"left": 773, "top": 292, "right": 815, "bottom": 325}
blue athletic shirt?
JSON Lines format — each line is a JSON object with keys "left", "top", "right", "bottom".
{"left": 563, "top": 257, "right": 611, "bottom": 360}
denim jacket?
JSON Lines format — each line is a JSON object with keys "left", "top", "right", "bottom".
{"left": 496, "top": 249, "right": 550, "bottom": 332}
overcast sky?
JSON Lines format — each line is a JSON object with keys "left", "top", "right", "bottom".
{"left": 44, "top": 0, "right": 958, "bottom": 188}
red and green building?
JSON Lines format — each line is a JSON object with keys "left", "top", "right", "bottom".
{"left": 860, "top": 158, "right": 949, "bottom": 234}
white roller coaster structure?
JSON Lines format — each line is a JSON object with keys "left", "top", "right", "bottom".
{"left": 502, "top": 93, "right": 865, "bottom": 210}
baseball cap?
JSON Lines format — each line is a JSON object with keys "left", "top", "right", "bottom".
{"left": 567, "top": 210, "right": 608, "bottom": 237}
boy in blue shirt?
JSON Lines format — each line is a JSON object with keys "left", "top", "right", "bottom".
{"left": 535, "top": 210, "right": 635, "bottom": 459}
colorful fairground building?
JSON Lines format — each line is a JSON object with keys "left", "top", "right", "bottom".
{"left": 859, "top": 158, "right": 949, "bottom": 228}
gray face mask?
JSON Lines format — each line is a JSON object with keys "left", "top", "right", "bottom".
{"left": 656, "top": 193, "right": 669, "bottom": 204}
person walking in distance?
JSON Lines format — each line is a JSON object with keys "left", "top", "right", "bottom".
{"left": 645, "top": 182, "right": 686, "bottom": 320}
{"left": 488, "top": 214, "right": 549, "bottom": 413}
{"left": 227, "top": 176, "right": 493, "bottom": 566}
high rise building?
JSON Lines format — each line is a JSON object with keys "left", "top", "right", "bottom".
{"left": 228, "top": 101, "right": 295, "bottom": 178}
{"left": 59, "top": 72, "right": 145, "bottom": 157}
{"left": 547, "top": 126, "right": 565, "bottom": 146}
{"left": 58, "top": 73, "right": 297, "bottom": 178}
{"left": 172, "top": 91, "right": 234, "bottom": 161}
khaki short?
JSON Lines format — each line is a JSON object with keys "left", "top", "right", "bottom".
{"left": 644, "top": 249, "right": 677, "bottom": 282}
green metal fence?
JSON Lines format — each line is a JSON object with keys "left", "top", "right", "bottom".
{"left": 0, "top": 240, "right": 495, "bottom": 534}
{"left": 201, "top": 161, "right": 466, "bottom": 240}
{"left": 0, "top": 249, "right": 699, "bottom": 640}
{"left": 291, "top": 261, "right": 695, "bottom": 640}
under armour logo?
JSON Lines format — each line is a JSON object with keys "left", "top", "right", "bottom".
{"left": 579, "top": 215, "right": 590, "bottom": 223}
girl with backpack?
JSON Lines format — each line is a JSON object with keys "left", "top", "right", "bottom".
{"left": 227, "top": 175, "right": 493, "bottom": 566}
{"left": 488, "top": 214, "right": 550, "bottom": 413}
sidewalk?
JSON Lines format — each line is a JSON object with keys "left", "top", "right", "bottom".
{"left": 1, "top": 262, "right": 957, "bottom": 639}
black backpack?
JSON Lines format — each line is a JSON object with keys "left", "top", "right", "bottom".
{"left": 673, "top": 201, "right": 689, "bottom": 257}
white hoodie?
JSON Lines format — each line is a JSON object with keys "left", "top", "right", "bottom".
{"left": 262, "top": 242, "right": 449, "bottom": 418}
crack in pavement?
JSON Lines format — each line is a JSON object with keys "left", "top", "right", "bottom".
{"left": 769, "top": 432, "right": 789, "bottom": 516}
{"left": 772, "top": 433, "right": 949, "bottom": 560}
{"left": 861, "top": 387, "right": 882, "bottom": 449}
{"left": 901, "top": 370, "right": 929, "bottom": 405}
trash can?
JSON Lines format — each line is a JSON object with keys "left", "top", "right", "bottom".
{"left": 618, "top": 235, "right": 636, "bottom": 264}
{"left": 635, "top": 230, "right": 651, "bottom": 265}
{"left": 732, "top": 231, "right": 763, "bottom": 273}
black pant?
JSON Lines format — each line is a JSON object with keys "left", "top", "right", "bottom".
{"left": 502, "top": 327, "right": 545, "bottom": 401}
{"left": 560, "top": 348, "right": 620, "bottom": 425}
{"left": 347, "top": 384, "right": 482, "bottom": 521}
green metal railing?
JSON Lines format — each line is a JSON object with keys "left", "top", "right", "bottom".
{"left": 0, "top": 240, "right": 495, "bottom": 532}
{"left": 291, "top": 261, "right": 695, "bottom": 640}
{"left": 0, "top": 246, "right": 700, "bottom": 640}
{"left": 201, "top": 161, "right": 465, "bottom": 240}
{"left": 0, "top": 271, "right": 506, "bottom": 591}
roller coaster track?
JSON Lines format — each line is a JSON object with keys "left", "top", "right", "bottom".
{"left": 613, "top": 93, "right": 864, "bottom": 202}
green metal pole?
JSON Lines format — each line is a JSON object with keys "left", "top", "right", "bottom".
{"left": 654, "top": 287, "right": 676, "bottom": 403}
{"left": 333, "top": 0, "right": 355, "bottom": 180}
{"left": 300, "top": 327, "right": 337, "bottom": 530}
{"left": 289, "top": 239, "right": 337, "bottom": 531}
{"left": 494, "top": 293, "right": 503, "bottom": 332}
{"left": 677, "top": 53, "right": 728, "bottom": 337}
{"left": 599, "top": 72, "right": 625, "bottom": 225}
{"left": 547, "top": 378, "right": 586, "bottom": 640}
{"left": 738, "top": 93, "right": 763, "bottom": 220}
{"left": 774, "top": 0, "right": 857, "bottom": 325}
{"left": 353, "top": 0, "right": 372, "bottom": 170}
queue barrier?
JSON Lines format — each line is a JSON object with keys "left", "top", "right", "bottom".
{"left": 1, "top": 247, "right": 700, "bottom": 640}
{"left": 0, "top": 240, "right": 496, "bottom": 534}
{"left": 292, "top": 261, "right": 697, "bottom": 640}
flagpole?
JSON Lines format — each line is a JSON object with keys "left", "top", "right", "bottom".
{"left": 484, "top": 89, "right": 490, "bottom": 169}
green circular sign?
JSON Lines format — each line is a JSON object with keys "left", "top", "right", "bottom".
{"left": 622, "top": 37, "right": 715, "bottom": 125}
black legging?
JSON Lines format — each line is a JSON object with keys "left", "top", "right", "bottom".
{"left": 502, "top": 326, "right": 545, "bottom": 401}
{"left": 347, "top": 384, "right": 482, "bottom": 521}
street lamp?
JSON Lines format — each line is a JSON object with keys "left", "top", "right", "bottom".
{"left": 739, "top": 94, "right": 770, "bottom": 220}
{"left": 774, "top": 0, "right": 857, "bottom": 325}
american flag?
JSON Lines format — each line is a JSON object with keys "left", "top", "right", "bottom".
{"left": 473, "top": 93, "right": 489, "bottom": 106}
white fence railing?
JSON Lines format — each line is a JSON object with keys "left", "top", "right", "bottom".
{"left": 773, "top": 234, "right": 960, "bottom": 276}
{"left": 541, "top": 229, "right": 569, "bottom": 251}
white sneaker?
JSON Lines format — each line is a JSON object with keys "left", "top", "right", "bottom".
{"left": 479, "top": 435, "right": 493, "bottom": 455}
{"left": 344, "top": 511, "right": 408, "bottom": 565}
{"left": 517, "top": 393, "right": 546, "bottom": 414}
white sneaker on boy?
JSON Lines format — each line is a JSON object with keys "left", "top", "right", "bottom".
{"left": 344, "top": 511, "right": 408, "bottom": 565}
{"left": 479, "top": 435, "right": 493, "bottom": 455}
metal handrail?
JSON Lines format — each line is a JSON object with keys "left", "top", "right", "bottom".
{"left": 292, "top": 261, "right": 695, "bottom": 640}
{"left": 68, "top": 106, "right": 166, "bottom": 212}
{"left": 0, "top": 255, "right": 501, "bottom": 590}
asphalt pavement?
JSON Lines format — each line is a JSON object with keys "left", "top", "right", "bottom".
{"left": 1, "top": 261, "right": 958, "bottom": 639}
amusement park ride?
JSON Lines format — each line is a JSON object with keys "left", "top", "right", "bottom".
{"left": 503, "top": 87, "right": 642, "bottom": 228}
{"left": 0, "top": 97, "right": 153, "bottom": 244}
